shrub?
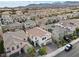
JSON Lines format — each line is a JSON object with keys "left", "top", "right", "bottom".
{"left": 72, "top": 36, "right": 78, "bottom": 39}
{"left": 48, "top": 29, "right": 52, "bottom": 33}
{"left": 0, "top": 40, "right": 4, "bottom": 54}
{"left": 27, "top": 47, "right": 36, "bottom": 57}
{"left": 76, "top": 28, "right": 79, "bottom": 32}
{"left": 30, "top": 16, "right": 36, "bottom": 21}
{"left": 38, "top": 47, "right": 47, "bottom": 56}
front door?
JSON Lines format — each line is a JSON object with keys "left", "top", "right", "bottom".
{"left": 21, "top": 48, "right": 25, "bottom": 53}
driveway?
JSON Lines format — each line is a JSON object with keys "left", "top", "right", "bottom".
{"left": 46, "top": 43, "right": 58, "bottom": 54}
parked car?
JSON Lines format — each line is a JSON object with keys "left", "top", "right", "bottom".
{"left": 65, "top": 44, "right": 72, "bottom": 51}
{"left": 63, "top": 35, "right": 72, "bottom": 42}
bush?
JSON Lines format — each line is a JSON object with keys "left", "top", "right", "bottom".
{"left": 76, "top": 28, "right": 79, "bottom": 32}
{"left": 53, "top": 20, "right": 59, "bottom": 23}
{"left": 72, "top": 36, "right": 78, "bottom": 39}
{"left": 76, "top": 28, "right": 79, "bottom": 36}
{"left": 0, "top": 40, "right": 4, "bottom": 54}
{"left": 27, "top": 47, "right": 36, "bottom": 57}
{"left": 48, "top": 29, "right": 52, "bottom": 33}
{"left": 59, "top": 38, "right": 68, "bottom": 47}
{"left": 30, "top": 16, "right": 35, "bottom": 21}
{"left": 38, "top": 47, "right": 47, "bottom": 56}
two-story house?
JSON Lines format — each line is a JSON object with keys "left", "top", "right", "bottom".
{"left": 26, "top": 27, "right": 52, "bottom": 47}
{"left": 3, "top": 30, "right": 30, "bottom": 56}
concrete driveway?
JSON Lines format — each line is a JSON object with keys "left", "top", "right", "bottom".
{"left": 46, "top": 43, "right": 58, "bottom": 54}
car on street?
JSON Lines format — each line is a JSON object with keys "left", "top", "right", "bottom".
{"left": 65, "top": 44, "right": 72, "bottom": 51}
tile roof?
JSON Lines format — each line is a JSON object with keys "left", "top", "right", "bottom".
{"left": 3, "top": 30, "right": 28, "bottom": 49}
{"left": 26, "top": 27, "right": 51, "bottom": 37}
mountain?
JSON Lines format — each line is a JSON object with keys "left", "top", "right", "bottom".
{"left": 2, "top": 1, "right": 79, "bottom": 9}
{"left": 25, "top": 1, "right": 79, "bottom": 9}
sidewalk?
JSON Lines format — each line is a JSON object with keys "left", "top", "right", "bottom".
{"left": 43, "top": 38, "right": 79, "bottom": 57}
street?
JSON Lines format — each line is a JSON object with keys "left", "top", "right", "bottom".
{"left": 55, "top": 41, "right": 79, "bottom": 57}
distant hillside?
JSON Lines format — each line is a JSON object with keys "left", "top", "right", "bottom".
{"left": 1, "top": 1, "right": 79, "bottom": 9}
{"left": 25, "top": 1, "right": 79, "bottom": 9}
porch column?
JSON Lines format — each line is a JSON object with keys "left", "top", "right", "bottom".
{"left": 34, "top": 42, "right": 36, "bottom": 47}
{"left": 19, "top": 50, "right": 21, "bottom": 54}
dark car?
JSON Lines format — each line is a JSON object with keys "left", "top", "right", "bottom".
{"left": 65, "top": 44, "right": 72, "bottom": 51}
{"left": 63, "top": 35, "right": 72, "bottom": 42}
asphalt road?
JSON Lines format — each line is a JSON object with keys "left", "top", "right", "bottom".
{"left": 55, "top": 41, "right": 79, "bottom": 57}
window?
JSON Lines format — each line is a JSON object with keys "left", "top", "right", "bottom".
{"left": 42, "top": 37, "right": 46, "bottom": 40}
{"left": 7, "top": 48, "right": 9, "bottom": 50}
{"left": 35, "top": 37, "right": 37, "bottom": 40}
{"left": 32, "top": 36, "right": 33, "bottom": 39}
{"left": 20, "top": 43, "right": 22, "bottom": 45}
{"left": 24, "top": 38, "right": 26, "bottom": 41}
{"left": 12, "top": 47, "right": 14, "bottom": 51}
{"left": 6, "top": 48, "right": 10, "bottom": 53}
{"left": 7, "top": 51, "right": 11, "bottom": 53}
{"left": 17, "top": 45, "right": 19, "bottom": 49}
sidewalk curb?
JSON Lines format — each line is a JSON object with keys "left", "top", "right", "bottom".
{"left": 43, "top": 38, "right": 79, "bottom": 57}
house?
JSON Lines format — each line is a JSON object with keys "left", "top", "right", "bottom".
{"left": 52, "top": 25, "right": 70, "bottom": 42}
{"left": 3, "top": 30, "right": 31, "bottom": 56}
{"left": 56, "top": 19, "right": 79, "bottom": 33}
{"left": 7, "top": 22, "right": 23, "bottom": 30}
{"left": 1, "top": 15, "right": 13, "bottom": 25}
{"left": 26, "top": 27, "right": 52, "bottom": 47}
{"left": 52, "top": 19, "right": 79, "bottom": 42}
{"left": 24, "top": 20, "right": 36, "bottom": 30}
{"left": 16, "top": 11, "right": 23, "bottom": 15}
{"left": 2, "top": 22, "right": 23, "bottom": 31}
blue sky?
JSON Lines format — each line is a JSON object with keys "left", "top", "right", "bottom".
{"left": 0, "top": 0, "right": 78, "bottom": 7}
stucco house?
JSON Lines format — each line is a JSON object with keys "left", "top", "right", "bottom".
{"left": 52, "top": 25, "right": 70, "bottom": 42}
{"left": 52, "top": 19, "right": 79, "bottom": 42}
{"left": 2, "top": 22, "right": 23, "bottom": 31}
{"left": 26, "top": 27, "right": 52, "bottom": 47}
{"left": 3, "top": 30, "right": 31, "bottom": 56}
{"left": 24, "top": 20, "right": 36, "bottom": 30}
{"left": 7, "top": 22, "right": 23, "bottom": 30}
{"left": 1, "top": 12, "right": 13, "bottom": 25}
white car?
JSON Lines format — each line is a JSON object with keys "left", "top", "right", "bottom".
{"left": 65, "top": 44, "right": 72, "bottom": 51}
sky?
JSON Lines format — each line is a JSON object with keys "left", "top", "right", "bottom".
{"left": 0, "top": 0, "right": 79, "bottom": 7}
{"left": 0, "top": 1, "right": 53, "bottom": 7}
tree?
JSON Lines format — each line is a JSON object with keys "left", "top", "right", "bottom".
{"left": 0, "top": 40, "right": 4, "bottom": 54}
{"left": 53, "top": 20, "right": 59, "bottom": 23}
{"left": 27, "top": 47, "right": 36, "bottom": 57}
{"left": 30, "top": 16, "right": 36, "bottom": 21}
{"left": 76, "top": 28, "right": 79, "bottom": 32}
{"left": 76, "top": 28, "right": 79, "bottom": 36}
{"left": 38, "top": 47, "right": 47, "bottom": 56}
{"left": 22, "top": 24, "right": 26, "bottom": 32}
{"left": 48, "top": 29, "right": 52, "bottom": 33}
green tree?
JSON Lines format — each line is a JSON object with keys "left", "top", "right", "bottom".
{"left": 31, "top": 16, "right": 36, "bottom": 21}
{"left": 0, "top": 40, "right": 4, "bottom": 54}
{"left": 76, "top": 28, "right": 79, "bottom": 36}
{"left": 22, "top": 24, "right": 26, "bottom": 32}
{"left": 27, "top": 47, "right": 36, "bottom": 57}
{"left": 38, "top": 47, "right": 47, "bottom": 56}
{"left": 76, "top": 28, "right": 79, "bottom": 32}
{"left": 48, "top": 29, "right": 52, "bottom": 33}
